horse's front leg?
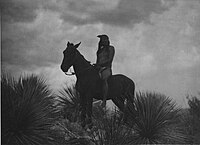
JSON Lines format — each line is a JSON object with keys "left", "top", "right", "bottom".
{"left": 86, "top": 92, "right": 93, "bottom": 129}
{"left": 80, "top": 94, "right": 87, "bottom": 128}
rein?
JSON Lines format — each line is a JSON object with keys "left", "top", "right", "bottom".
{"left": 65, "top": 68, "right": 75, "bottom": 75}
{"left": 64, "top": 51, "right": 77, "bottom": 76}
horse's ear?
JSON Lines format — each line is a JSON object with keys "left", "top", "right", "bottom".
{"left": 67, "top": 41, "right": 71, "bottom": 46}
{"left": 74, "top": 42, "right": 81, "bottom": 49}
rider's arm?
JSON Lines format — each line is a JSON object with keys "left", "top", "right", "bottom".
{"left": 108, "top": 46, "right": 115, "bottom": 64}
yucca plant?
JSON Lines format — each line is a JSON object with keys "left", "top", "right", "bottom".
{"left": 56, "top": 84, "right": 98, "bottom": 144}
{"left": 188, "top": 94, "right": 200, "bottom": 118}
{"left": 187, "top": 94, "right": 200, "bottom": 143}
{"left": 92, "top": 101, "right": 110, "bottom": 120}
{"left": 125, "top": 92, "right": 187, "bottom": 144}
{"left": 57, "top": 84, "right": 133, "bottom": 144}
{"left": 2, "top": 74, "right": 57, "bottom": 145}
{"left": 57, "top": 84, "right": 81, "bottom": 122}
{"left": 177, "top": 108, "right": 194, "bottom": 143}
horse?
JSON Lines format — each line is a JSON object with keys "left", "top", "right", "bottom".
{"left": 61, "top": 41, "right": 135, "bottom": 128}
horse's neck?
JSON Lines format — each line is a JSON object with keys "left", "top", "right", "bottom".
{"left": 73, "top": 52, "right": 91, "bottom": 77}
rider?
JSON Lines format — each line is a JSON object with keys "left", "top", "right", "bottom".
{"left": 95, "top": 34, "right": 115, "bottom": 108}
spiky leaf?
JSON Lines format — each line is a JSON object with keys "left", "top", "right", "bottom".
{"left": 2, "top": 74, "right": 57, "bottom": 145}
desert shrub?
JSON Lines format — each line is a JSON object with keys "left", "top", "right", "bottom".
{"left": 55, "top": 84, "right": 190, "bottom": 144}
{"left": 57, "top": 85, "right": 110, "bottom": 123}
{"left": 84, "top": 108, "right": 132, "bottom": 145}
{"left": 1, "top": 74, "right": 57, "bottom": 145}
{"left": 56, "top": 84, "right": 133, "bottom": 144}
{"left": 125, "top": 92, "right": 188, "bottom": 144}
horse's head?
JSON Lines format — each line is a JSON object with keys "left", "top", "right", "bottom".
{"left": 61, "top": 41, "right": 81, "bottom": 72}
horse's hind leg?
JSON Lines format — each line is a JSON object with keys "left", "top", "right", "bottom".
{"left": 112, "top": 96, "right": 130, "bottom": 123}
{"left": 112, "top": 97, "right": 125, "bottom": 113}
{"left": 86, "top": 94, "right": 93, "bottom": 129}
{"left": 112, "top": 94, "right": 133, "bottom": 123}
{"left": 126, "top": 83, "right": 135, "bottom": 113}
{"left": 124, "top": 84, "right": 136, "bottom": 123}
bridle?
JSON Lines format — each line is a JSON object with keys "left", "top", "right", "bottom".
{"left": 64, "top": 68, "right": 75, "bottom": 76}
{"left": 64, "top": 50, "right": 77, "bottom": 76}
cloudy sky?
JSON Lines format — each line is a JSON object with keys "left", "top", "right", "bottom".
{"left": 1, "top": 0, "right": 200, "bottom": 107}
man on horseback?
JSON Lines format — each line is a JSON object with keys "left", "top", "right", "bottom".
{"left": 95, "top": 34, "right": 115, "bottom": 108}
{"left": 61, "top": 41, "right": 135, "bottom": 128}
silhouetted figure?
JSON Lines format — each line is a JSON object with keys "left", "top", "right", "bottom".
{"left": 61, "top": 42, "right": 135, "bottom": 129}
{"left": 96, "top": 34, "right": 115, "bottom": 108}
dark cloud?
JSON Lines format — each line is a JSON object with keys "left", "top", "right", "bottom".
{"left": 0, "top": 0, "right": 177, "bottom": 69}
{"left": 57, "top": 0, "right": 176, "bottom": 27}
{"left": 1, "top": 0, "right": 175, "bottom": 26}
{"left": 92, "top": 0, "right": 170, "bottom": 27}
{"left": 2, "top": 37, "right": 62, "bottom": 70}
{"left": 1, "top": 0, "right": 41, "bottom": 23}
{"left": 91, "top": 8, "right": 142, "bottom": 27}
{"left": 1, "top": 20, "right": 62, "bottom": 69}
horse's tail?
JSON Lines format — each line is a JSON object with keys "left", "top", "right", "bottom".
{"left": 123, "top": 79, "right": 136, "bottom": 122}
{"left": 124, "top": 79, "right": 135, "bottom": 110}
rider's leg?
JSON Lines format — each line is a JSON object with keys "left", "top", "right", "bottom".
{"left": 101, "top": 79, "right": 108, "bottom": 108}
{"left": 101, "top": 68, "right": 111, "bottom": 108}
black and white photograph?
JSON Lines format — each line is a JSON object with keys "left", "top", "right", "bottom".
{"left": 1, "top": 0, "right": 200, "bottom": 144}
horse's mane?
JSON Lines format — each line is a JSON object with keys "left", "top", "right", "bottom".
{"left": 76, "top": 49, "right": 92, "bottom": 65}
